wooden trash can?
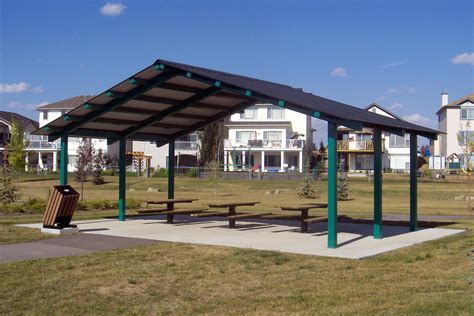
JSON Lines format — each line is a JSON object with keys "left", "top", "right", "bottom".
{"left": 43, "top": 185, "right": 80, "bottom": 229}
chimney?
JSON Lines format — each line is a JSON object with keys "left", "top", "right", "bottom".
{"left": 441, "top": 90, "right": 448, "bottom": 107}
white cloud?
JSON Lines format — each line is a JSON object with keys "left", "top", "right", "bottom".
{"left": 31, "top": 86, "right": 44, "bottom": 93}
{"left": 450, "top": 52, "right": 474, "bottom": 65}
{"left": 389, "top": 102, "right": 403, "bottom": 110}
{"left": 7, "top": 101, "right": 49, "bottom": 110}
{"left": 386, "top": 88, "right": 398, "bottom": 95}
{"left": 0, "top": 82, "right": 30, "bottom": 94}
{"left": 403, "top": 113, "right": 432, "bottom": 127}
{"left": 100, "top": 3, "right": 127, "bottom": 16}
{"left": 382, "top": 61, "right": 404, "bottom": 68}
{"left": 375, "top": 96, "right": 385, "bottom": 103}
{"left": 407, "top": 87, "right": 416, "bottom": 94}
{"left": 331, "top": 67, "right": 347, "bottom": 77}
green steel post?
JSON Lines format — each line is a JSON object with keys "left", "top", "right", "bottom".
{"left": 60, "top": 134, "right": 68, "bottom": 185}
{"left": 168, "top": 141, "right": 175, "bottom": 199}
{"left": 327, "top": 122, "right": 338, "bottom": 248}
{"left": 373, "top": 129, "right": 383, "bottom": 239}
{"left": 410, "top": 132, "right": 417, "bottom": 231}
{"left": 118, "top": 137, "right": 126, "bottom": 221}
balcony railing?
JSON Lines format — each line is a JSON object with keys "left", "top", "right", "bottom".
{"left": 27, "top": 140, "right": 59, "bottom": 150}
{"left": 175, "top": 141, "right": 200, "bottom": 151}
{"left": 337, "top": 140, "right": 377, "bottom": 151}
{"left": 224, "top": 139, "right": 304, "bottom": 149}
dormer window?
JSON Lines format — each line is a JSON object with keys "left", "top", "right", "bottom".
{"left": 42, "top": 111, "right": 48, "bottom": 120}
{"left": 461, "top": 107, "right": 474, "bottom": 120}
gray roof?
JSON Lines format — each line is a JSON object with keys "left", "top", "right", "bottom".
{"left": 34, "top": 58, "right": 440, "bottom": 142}
{"left": 436, "top": 93, "right": 474, "bottom": 114}
{"left": 37, "top": 95, "right": 95, "bottom": 110}
{"left": 0, "top": 111, "right": 39, "bottom": 130}
{"left": 364, "top": 103, "right": 406, "bottom": 122}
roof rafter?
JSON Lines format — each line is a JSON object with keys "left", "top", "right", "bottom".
{"left": 47, "top": 71, "right": 177, "bottom": 141}
{"left": 122, "top": 86, "right": 221, "bottom": 138}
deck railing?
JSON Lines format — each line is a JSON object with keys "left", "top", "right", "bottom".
{"left": 224, "top": 139, "right": 304, "bottom": 149}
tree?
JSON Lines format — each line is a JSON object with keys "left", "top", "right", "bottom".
{"left": 198, "top": 122, "right": 224, "bottom": 167}
{"left": 206, "top": 159, "right": 221, "bottom": 198}
{"left": 337, "top": 163, "right": 350, "bottom": 201}
{"left": 7, "top": 119, "right": 27, "bottom": 171}
{"left": 457, "top": 120, "right": 473, "bottom": 211}
{"left": 0, "top": 150, "right": 19, "bottom": 204}
{"left": 92, "top": 149, "right": 106, "bottom": 185}
{"left": 298, "top": 161, "right": 317, "bottom": 198}
{"left": 75, "top": 138, "right": 95, "bottom": 199}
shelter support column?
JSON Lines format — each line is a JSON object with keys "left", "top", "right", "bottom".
{"left": 118, "top": 137, "right": 126, "bottom": 221}
{"left": 410, "top": 132, "right": 417, "bottom": 231}
{"left": 223, "top": 150, "right": 227, "bottom": 171}
{"left": 242, "top": 150, "right": 246, "bottom": 169}
{"left": 373, "top": 129, "right": 383, "bottom": 239}
{"left": 59, "top": 135, "right": 68, "bottom": 185}
{"left": 299, "top": 150, "right": 303, "bottom": 173}
{"left": 327, "top": 121, "right": 338, "bottom": 248}
{"left": 168, "top": 141, "right": 175, "bottom": 199}
{"left": 280, "top": 151, "right": 284, "bottom": 171}
{"left": 25, "top": 154, "right": 29, "bottom": 171}
{"left": 261, "top": 151, "right": 265, "bottom": 172}
{"left": 52, "top": 151, "right": 57, "bottom": 172}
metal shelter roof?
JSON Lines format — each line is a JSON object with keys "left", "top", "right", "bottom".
{"left": 34, "top": 58, "right": 440, "bottom": 142}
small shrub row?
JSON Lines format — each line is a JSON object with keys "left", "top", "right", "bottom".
{"left": 76, "top": 198, "right": 142, "bottom": 211}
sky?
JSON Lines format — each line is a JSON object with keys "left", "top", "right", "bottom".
{"left": 0, "top": 0, "right": 473, "bottom": 144}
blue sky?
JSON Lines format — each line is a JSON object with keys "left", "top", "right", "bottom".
{"left": 1, "top": 0, "right": 473, "bottom": 142}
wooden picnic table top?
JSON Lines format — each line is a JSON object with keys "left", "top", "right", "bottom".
{"left": 208, "top": 201, "right": 260, "bottom": 208}
{"left": 280, "top": 205, "right": 326, "bottom": 211}
{"left": 300, "top": 203, "right": 328, "bottom": 208}
{"left": 146, "top": 198, "right": 198, "bottom": 204}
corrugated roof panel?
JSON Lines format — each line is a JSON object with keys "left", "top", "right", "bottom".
{"left": 166, "top": 76, "right": 211, "bottom": 89}
{"left": 121, "top": 100, "right": 172, "bottom": 111}
{"left": 81, "top": 122, "right": 129, "bottom": 132}
{"left": 138, "top": 126, "right": 181, "bottom": 134}
{"left": 143, "top": 87, "right": 194, "bottom": 100}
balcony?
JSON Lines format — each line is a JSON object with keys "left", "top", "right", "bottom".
{"left": 337, "top": 140, "right": 379, "bottom": 152}
{"left": 224, "top": 139, "right": 304, "bottom": 149}
{"left": 175, "top": 141, "right": 200, "bottom": 151}
{"left": 27, "top": 140, "right": 59, "bottom": 150}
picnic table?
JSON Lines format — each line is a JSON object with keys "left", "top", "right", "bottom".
{"left": 280, "top": 204, "right": 328, "bottom": 233}
{"left": 197, "top": 201, "right": 271, "bottom": 228}
{"left": 137, "top": 198, "right": 204, "bottom": 223}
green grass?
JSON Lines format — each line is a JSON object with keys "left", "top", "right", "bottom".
{"left": 0, "top": 175, "right": 473, "bottom": 314}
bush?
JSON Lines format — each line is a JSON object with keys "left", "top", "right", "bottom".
{"left": 152, "top": 168, "right": 168, "bottom": 178}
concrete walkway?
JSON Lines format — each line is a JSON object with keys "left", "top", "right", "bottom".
{"left": 18, "top": 215, "right": 465, "bottom": 259}
{"left": 0, "top": 234, "right": 158, "bottom": 264}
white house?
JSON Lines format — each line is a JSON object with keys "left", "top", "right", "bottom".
{"left": 337, "top": 103, "right": 412, "bottom": 172}
{"left": 0, "top": 111, "right": 43, "bottom": 170}
{"left": 37, "top": 96, "right": 109, "bottom": 172}
{"left": 433, "top": 92, "right": 474, "bottom": 167}
{"left": 223, "top": 103, "right": 314, "bottom": 172}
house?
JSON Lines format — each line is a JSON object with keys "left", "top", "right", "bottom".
{"left": 223, "top": 103, "right": 314, "bottom": 172}
{"left": 337, "top": 103, "right": 411, "bottom": 172}
{"left": 433, "top": 92, "right": 474, "bottom": 167}
{"left": 37, "top": 96, "right": 109, "bottom": 171}
{"left": 0, "top": 111, "right": 40, "bottom": 169}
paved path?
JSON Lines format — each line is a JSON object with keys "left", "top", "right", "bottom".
{"left": 0, "top": 234, "right": 159, "bottom": 264}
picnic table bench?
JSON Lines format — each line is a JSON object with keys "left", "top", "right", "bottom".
{"left": 137, "top": 198, "right": 201, "bottom": 223}
{"left": 279, "top": 204, "right": 328, "bottom": 233}
{"left": 198, "top": 201, "right": 270, "bottom": 228}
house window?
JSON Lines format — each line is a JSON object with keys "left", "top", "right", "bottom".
{"left": 267, "top": 106, "right": 285, "bottom": 119}
{"left": 389, "top": 134, "right": 410, "bottom": 148}
{"left": 42, "top": 111, "right": 48, "bottom": 120}
{"left": 239, "top": 107, "right": 257, "bottom": 119}
{"left": 461, "top": 107, "right": 474, "bottom": 120}
{"left": 263, "top": 131, "right": 282, "bottom": 141}
{"left": 458, "top": 131, "right": 474, "bottom": 146}
{"left": 236, "top": 131, "right": 256, "bottom": 143}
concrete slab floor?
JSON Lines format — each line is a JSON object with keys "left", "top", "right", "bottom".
{"left": 18, "top": 215, "right": 465, "bottom": 260}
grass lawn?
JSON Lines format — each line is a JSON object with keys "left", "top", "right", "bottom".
{"left": 0, "top": 175, "right": 473, "bottom": 314}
